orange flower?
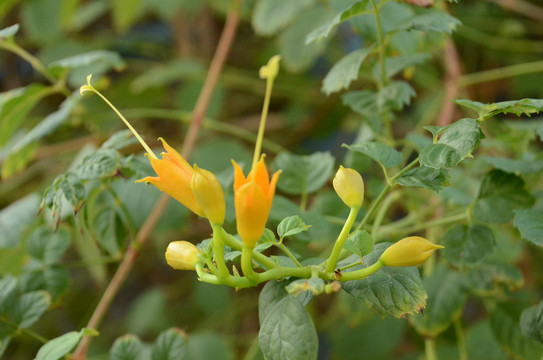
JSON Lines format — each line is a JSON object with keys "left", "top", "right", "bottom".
{"left": 232, "top": 156, "right": 281, "bottom": 247}
{"left": 137, "top": 138, "right": 205, "bottom": 217}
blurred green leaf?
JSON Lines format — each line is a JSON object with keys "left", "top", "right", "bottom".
{"left": 151, "top": 328, "right": 188, "bottom": 360}
{"left": 419, "top": 118, "right": 483, "bottom": 169}
{"left": 131, "top": 59, "right": 205, "bottom": 93}
{"left": 473, "top": 170, "right": 534, "bottom": 224}
{"left": 20, "top": 267, "right": 70, "bottom": 302}
{"left": 0, "top": 193, "right": 40, "bottom": 248}
{"left": 101, "top": 130, "right": 139, "bottom": 151}
{"left": 0, "top": 24, "right": 19, "bottom": 39}
{"left": 344, "top": 142, "right": 402, "bottom": 168}
{"left": 520, "top": 301, "right": 543, "bottom": 344}
{"left": 21, "top": 0, "right": 62, "bottom": 43}
{"left": 395, "top": 166, "right": 449, "bottom": 192}
{"left": 126, "top": 288, "right": 167, "bottom": 335}
{"left": 343, "top": 243, "right": 427, "bottom": 318}
{"left": 466, "top": 263, "right": 523, "bottom": 297}
{"left": 466, "top": 321, "right": 508, "bottom": 360}
{"left": 186, "top": 332, "right": 234, "bottom": 360}
{"left": 377, "top": 81, "right": 415, "bottom": 111}
{"left": 252, "top": 0, "right": 314, "bottom": 36}
{"left": 259, "top": 295, "right": 318, "bottom": 360}
{"left": 514, "top": 209, "right": 543, "bottom": 247}
{"left": 277, "top": 215, "right": 310, "bottom": 239}
{"left": 50, "top": 50, "right": 125, "bottom": 72}
{"left": 273, "top": 152, "right": 334, "bottom": 195}
{"left": 74, "top": 148, "right": 122, "bottom": 180}
{"left": 376, "top": 53, "right": 431, "bottom": 79}
{"left": 483, "top": 156, "right": 543, "bottom": 175}
{"left": 110, "top": 334, "right": 145, "bottom": 360}
{"left": 342, "top": 90, "right": 378, "bottom": 118}
{"left": 1, "top": 141, "right": 37, "bottom": 179}
{"left": 26, "top": 227, "right": 70, "bottom": 265}
{"left": 322, "top": 46, "right": 374, "bottom": 95}
{"left": 454, "top": 98, "right": 543, "bottom": 120}
{"left": 0, "top": 276, "right": 17, "bottom": 307}
{"left": 10, "top": 291, "right": 51, "bottom": 328}
{"left": 35, "top": 328, "right": 97, "bottom": 360}
{"left": 442, "top": 224, "right": 495, "bottom": 268}
{"left": 111, "top": 0, "right": 143, "bottom": 33}
{"left": 343, "top": 230, "right": 373, "bottom": 258}
{"left": 397, "top": 11, "right": 461, "bottom": 34}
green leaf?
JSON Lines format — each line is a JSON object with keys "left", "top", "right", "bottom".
{"left": 259, "top": 295, "right": 318, "bottom": 360}
{"left": 131, "top": 59, "right": 205, "bottom": 92}
{"left": 409, "top": 267, "right": 467, "bottom": 338}
{"left": 26, "top": 227, "right": 70, "bottom": 265}
{"left": 484, "top": 156, "right": 543, "bottom": 175}
{"left": 375, "top": 53, "right": 431, "bottom": 80}
{"left": 285, "top": 278, "right": 326, "bottom": 296}
{"left": 252, "top": 0, "right": 314, "bottom": 36}
{"left": 1, "top": 141, "right": 37, "bottom": 179}
{"left": 466, "top": 263, "right": 523, "bottom": 297}
{"left": 101, "top": 130, "right": 139, "bottom": 150}
{"left": 74, "top": 148, "right": 122, "bottom": 180}
{"left": 0, "top": 24, "right": 19, "bottom": 39}
{"left": 0, "top": 276, "right": 17, "bottom": 308}
{"left": 419, "top": 118, "right": 483, "bottom": 169}
{"left": 111, "top": 0, "right": 143, "bottom": 32}
{"left": 305, "top": 0, "right": 370, "bottom": 43}
{"left": 473, "top": 170, "right": 534, "bottom": 224}
{"left": 377, "top": 81, "right": 415, "bottom": 111}
{"left": 0, "top": 193, "right": 40, "bottom": 248}
{"left": 186, "top": 332, "right": 234, "bottom": 360}
{"left": 322, "top": 46, "right": 374, "bottom": 95}
{"left": 454, "top": 98, "right": 543, "bottom": 120}
{"left": 20, "top": 0, "right": 62, "bottom": 43}
{"left": 395, "top": 166, "right": 449, "bottom": 192}
{"left": 342, "top": 90, "right": 378, "bottom": 117}
{"left": 343, "top": 142, "right": 402, "bottom": 168}
{"left": 10, "top": 291, "right": 51, "bottom": 328}
{"left": 442, "top": 224, "right": 495, "bottom": 268}
{"left": 343, "top": 230, "right": 373, "bottom": 258}
{"left": 520, "top": 301, "right": 543, "bottom": 344}
{"left": 110, "top": 334, "right": 144, "bottom": 360}
{"left": 58, "top": 172, "right": 86, "bottom": 212}
{"left": 514, "top": 209, "right": 543, "bottom": 247}
{"left": 466, "top": 321, "right": 509, "bottom": 360}
{"left": 50, "top": 50, "right": 125, "bottom": 71}
{"left": 490, "top": 306, "right": 543, "bottom": 360}
{"left": 35, "top": 328, "right": 97, "bottom": 360}
{"left": 273, "top": 152, "right": 334, "bottom": 195}
{"left": 397, "top": 11, "right": 461, "bottom": 34}
{"left": 151, "top": 328, "right": 188, "bottom": 360}
{"left": 258, "top": 280, "right": 312, "bottom": 324}
{"left": 343, "top": 243, "right": 427, "bottom": 318}
{"left": 277, "top": 216, "right": 310, "bottom": 239}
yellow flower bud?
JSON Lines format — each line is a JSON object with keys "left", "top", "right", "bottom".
{"left": 333, "top": 166, "right": 364, "bottom": 209}
{"left": 191, "top": 165, "right": 226, "bottom": 225}
{"left": 380, "top": 236, "right": 444, "bottom": 267}
{"left": 165, "top": 241, "right": 200, "bottom": 270}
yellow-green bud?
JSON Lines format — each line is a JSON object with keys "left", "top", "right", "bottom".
{"left": 380, "top": 236, "right": 444, "bottom": 267}
{"left": 191, "top": 165, "right": 225, "bottom": 225}
{"left": 165, "top": 241, "right": 200, "bottom": 270}
{"left": 333, "top": 166, "right": 364, "bottom": 209}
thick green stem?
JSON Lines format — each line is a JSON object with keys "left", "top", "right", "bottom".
{"left": 425, "top": 338, "right": 438, "bottom": 360}
{"left": 326, "top": 206, "right": 360, "bottom": 272}
{"left": 277, "top": 243, "right": 302, "bottom": 267}
{"left": 220, "top": 229, "right": 277, "bottom": 269}
{"left": 241, "top": 245, "right": 260, "bottom": 283}
{"left": 339, "top": 260, "right": 384, "bottom": 281}
{"left": 454, "top": 317, "right": 468, "bottom": 360}
{"left": 212, "top": 224, "right": 232, "bottom": 282}
{"left": 354, "top": 184, "right": 391, "bottom": 232}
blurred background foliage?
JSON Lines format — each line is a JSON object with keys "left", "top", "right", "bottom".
{"left": 1, "top": 0, "right": 543, "bottom": 359}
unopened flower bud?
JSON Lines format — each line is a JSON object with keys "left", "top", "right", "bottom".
{"left": 380, "top": 236, "right": 444, "bottom": 267}
{"left": 191, "top": 165, "right": 225, "bottom": 225}
{"left": 333, "top": 166, "right": 364, "bottom": 209}
{"left": 165, "top": 241, "right": 200, "bottom": 270}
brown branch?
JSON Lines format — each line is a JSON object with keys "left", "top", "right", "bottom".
{"left": 437, "top": 39, "right": 463, "bottom": 127}
{"left": 70, "top": 1, "right": 243, "bottom": 358}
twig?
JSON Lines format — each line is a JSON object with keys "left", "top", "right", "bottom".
{"left": 484, "top": 0, "right": 543, "bottom": 21}
{"left": 70, "top": 1, "right": 243, "bottom": 358}
{"left": 437, "top": 39, "right": 462, "bottom": 127}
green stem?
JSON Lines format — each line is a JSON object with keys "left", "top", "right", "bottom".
{"left": 395, "top": 212, "right": 467, "bottom": 235}
{"left": 220, "top": 229, "right": 277, "bottom": 269}
{"left": 354, "top": 183, "right": 391, "bottom": 232}
{"left": 241, "top": 245, "right": 260, "bottom": 283}
{"left": 454, "top": 316, "right": 468, "bottom": 360}
{"left": 277, "top": 243, "right": 302, "bottom": 267}
{"left": 0, "top": 41, "right": 57, "bottom": 85}
{"left": 425, "top": 338, "right": 438, "bottom": 360}
{"left": 211, "top": 224, "right": 232, "bottom": 282}
{"left": 0, "top": 318, "right": 48, "bottom": 344}
{"left": 253, "top": 68, "right": 275, "bottom": 168}
{"left": 459, "top": 60, "right": 543, "bottom": 87}
{"left": 338, "top": 260, "right": 384, "bottom": 281}
{"left": 326, "top": 206, "right": 360, "bottom": 272}
{"left": 371, "top": 191, "right": 400, "bottom": 238}
{"left": 195, "top": 263, "right": 222, "bottom": 285}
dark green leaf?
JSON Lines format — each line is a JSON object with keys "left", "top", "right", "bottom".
{"left": 342, "top": 90, "right": 378, "bottom": 117}
{"left": 484, "top": 156, "right": 543, "bottom": 175}
{"left": 514, "top": 209, "right": 543, "bottom": 247}
{"left": 252, "top": 0, "right": 314, "bottom": 36}
{"left": 26, "top": 227, "right": 70, "bottom": 264}
{"left": 397, "top": 11, "right": 461, "bottom": 34}
{"left": 0, "top": 276, "right": 17, "bottom": 308}
{"left": 409, "top": 267, "right": 467, "bottom": 338}
{"left": 466, "top": 263, "right": 523, "bottom": 297}
{"left": 419, "top": 118, "right": 483, "bottom": 169}
{"left": 322, "top": 46, "right": 374, "bottom": 95}
{"left": 10, "top": 291, "right": 50, "bottom": 328}
{"left": 151, "top": 328, "right": 188, "bottom": 360}
{"left": 74, "top": 148, "right": 122, "bottom": 180}
{"left": 377, "top": 81, "right": 415, "bottom": 111}
{"left": 0, "top": 24, "right": 19, "bottom": 39}
{"left": 277, "top": 216, "right": 310, "bottom": 239}
{"left": 344, "top": 142, "right": 402, "bottom": 168}
{"left": 258, "top": 280, "right": 312, "bottom": 324}
{"left": 442, "top": 224, "right": 495, "bottom": 268}
{"left": 343, "top": 243, "right": 427, "bottom": 318}
{"left": 473, "top": 170, "right": 534, "bottom": 223}
{"left": 273, "top": 152, "right": 334, "bottom": 195}
{"left": 259, "top": 296, "right": 318, "bottom": 360}
{"left": 101, "top": 130, "right": 139, "bottom": 151}
{"left": 454, "top": 98, "right": 543, "bottom": 120}
{"left": 343, "top": 230, "right": 373, "bottom": 258}
{"left": 58, "top": 172, "right": 86, "bottom": 212}
{"left": 395, "top": 166, "right": 449, "bottom": 192}
{"left": 466, "top": 321, "right": 509, "bottom": 360}
{"left": 110, "top": 334, "right": 144, "bottom": 360}
{"left": 35, "top": 328, "right": 97, "bottom": 360}
{"left": 186, "top": 332, "right": 234, "bottom": 360}
{"left": 520, "top": 301, "right": 543, "bottom": 344}
{"left": 306, "top": 0, "right": 370, "bottom": 43}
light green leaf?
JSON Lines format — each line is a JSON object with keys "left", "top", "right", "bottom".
{"left": 101, "top": 130, "right": 139, "bottom": 150}
{"left": 277, "top": 216, "right": 310, "bottom": 239}
{"left": 26, "top": 227, "right": 70, "bottom": 265}
{"left": 473, "top": 170, "right": 534, "bottom": 224}
{"left": 441, "top": 224, "right": 495, "bottom": 268}
{"left": 35, "top": 328, "right": 97, "bottom": 360}
{"left": 273, "top": 152, "right": 334, "bottom": 195}
{"left": 342, "top": 90, "right": 377, "bottom": 117}
{"left": 377, "top": 81, "right": 416, "bottom": 111}
{"left": 305, "top": 0, "right": 370, "bottom": 43}
{"left": 514, "top": 209, "right": 543, "bottom": 247}
{"left": 520, "top": 301, "right": 543, "bottom": 344}
{"left": 419, "top": 118, "right": 483, "bottom": 169}
{"left": 110, "top": 334, "right": 144, "bottom": 360}
{"left": 50, "top": 50, "right": 125, "bottom": 71}
{"left": 343, "top": 230, "right": 373, "bottom": 258}
{"left": 0, "top": 276, "right": 17, "bottom": 308}
{"left": 467, "top": 263, "right": 523, "bottom": 297}
{"left": 57, "top": 172, "right": 86, "bottom": 211}
{"left": 0, "top": 24, "right": 19, "bottom": 39}
{"left": 322, "top": 46, "right": 374, "bottom": 95}
{"left": 409, "top": 267, "right": 467, "bottom": 338}
{"left": 454, "top": 98, "right": 543, "bottom": 120}
{"left": 397, "top": 11, "right": 461, "bottom": 34}
{"left": 10, "top": 291, "right": 51, "bottom": 328}
{"left": 490, "top": 306, "right": 543, "bottom": 360}
{"left": 252, "top": 0, "right": 314, "bottom": 36}
{"left": 259, "top": 295, "right": 318, "bottom": 360}
{"left": 151, "top": 328, "right": 188, "bottom": 360}
{"left": 484, "top": 156, "right": 543, "bottom": 175}
{"left": 343, "top": 243, "right": 427, "bottom": 318}
{"left": 395, "top": 166, "right": 449, "bottom": 192}
{"left": 111, "top": 0, "right": 143, "bottom": 33}
{"left": 0, "top": 193, "right": 40, "bottom": 248}
{"left": 344, "top": 142, "right": 402, "bottom": 168}
{"left": 74, "top": 148, "right": 122, "bottom": 180}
